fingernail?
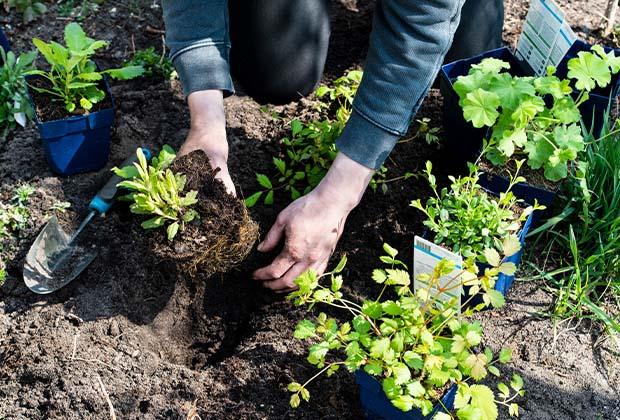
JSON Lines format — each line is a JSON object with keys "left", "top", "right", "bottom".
{"left": 256, "top": 242, "right": 264, "bottom": 251}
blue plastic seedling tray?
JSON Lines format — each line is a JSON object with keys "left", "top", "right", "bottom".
{"left": 355, "top": 371, "right": 457, "bottom": 420}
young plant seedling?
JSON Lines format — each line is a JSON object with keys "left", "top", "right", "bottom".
{"left": 454, "top": 47, "right": 620, "bottom": 182}
{"left": 3, "top": 0, "right": 47, "bottom": 22}
{"left": 0, "top": 48, "right": 37, "bottom": 138}
{"left": 113, "top": 146, "right": 199, "bottom": 241}
{"left": 411, "top": 161, "right": 544, "bottom": 262}
{"left": 287, "top": 245, "right": 525, "bottom": 418}
{"left": 0, "top": 184, "right": 34, "bottom": 250}
{"left": 29, "top": 22, "right": 144, "bottom": 114}
{"left": 124, "top": 46, "right": 175, "bottom": 80}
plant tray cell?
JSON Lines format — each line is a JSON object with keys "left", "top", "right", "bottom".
{"left": 355, "top": 371, "right": 457, "bottom": 420}
{"left": 27, "top": 75, "right": 115, "bottom": 176}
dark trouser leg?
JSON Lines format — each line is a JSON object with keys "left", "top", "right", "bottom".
{"left": 228, "top": 0, "right": 331, "bottom": 105}
{"left": 445, "top": 0, "right": 504, "bottom": 63}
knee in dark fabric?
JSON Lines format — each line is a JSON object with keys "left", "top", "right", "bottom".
{"left": 228, "top": 0, "right": 331, "bottom": 105}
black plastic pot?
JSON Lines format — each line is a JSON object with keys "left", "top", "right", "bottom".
{"left": 439, "top": 47, "right": 528, "bottom": 166}
{"left": 0, "top": 27, "right": 9, "bottom": 53}
{"left": 556, "top": 40, "right": 620, "bottom": 135}
{"left": 27, "top": 76, "right": 115, "bottom": 176}
{"left": 477, "top": 171, "right": 557, "bottom": 209}
{"left": 355, "top": 371, "right": 457, "bottom": 420}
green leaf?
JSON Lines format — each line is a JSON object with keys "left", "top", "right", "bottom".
{"left": 502, "top": 235, "right": 522, "bottom": 257}
{"left": 293, "top": 320, "right": 316, "bottom": 339}
{"left": 362, "top": 301, "right": 383, "bottom": 319}
{"left": 454, "top": 384, "right": 472, "bottom": 409}
{"left": 498, "top": 262, "right": 517, "bottom": 276}
{"left": 499, "top": 348, "right": 512, "bottom": 364}
{"left": 462, "top": 88, "right": 500, "bottom": 128}
{"left": 333, "top": 255, "right": 347, "bottom": 273}
{"left": 287, "top": 382, "right": 301, "bottom": 392}
{"left": 568, "top": 50, "right": 611, "bottom": 91}
{"left": 364, "top": 361, "right": 383, "bottom": 375}
{"left": 469, "top": 385, "right": 498, "bottom": 420}
{"left": 369, "top": 337, "right": 390, "bottom": 358}
{"left": 483, "top": 290, "right": 505, "bottom": 308}
{"left": 510, "top": 374, "right": 524, "bottom": 392}
{"left": 383, "top": 243, "right": 399, "bottom": 258}
{"left": 372, "top": 269, "right": 387, "bottom": 284}
{"left": 244, "top": 191, "right": 262, "bottom": 208}
{"left": 80, "top": 97, "right": 92, "bottom": 110}
{"left": 483, "top": 248, "right": 501, "bottom": 266}
{"left": 392, "top": 395, "right": 415, "bottom": 412}
{"left": 471, "top": 57, "right": 511, "bottom": 73}
{"left": 264, "top": 190, "right": 274, "bottom": 205}
{"left": 291, "top": 119, "right": 303, "bottom": 135}
{"left": 289, "top": 393, "right": 300, "bottom": 408}
{"left": 78, "top": 72, "right": 103, "bottom": 81}
{"left": 166, "top": 222, "right": 179, "bottom": 241}
{"left": 64, "top": 22, "right": 88, "bottom": 52}
{"left": 256, "top": 173, "right": 272, "bottom": 189}
{"left": 105, "top": 65, "right": 145, "bottom": 80}
{"left": 112, "top": 165, "right": 139, "bottom": 180}
{"left": 273, "top": 157, "right": 286, "bottom": 174}
{"left": 497, "top": 382, "right": 510, "bottom": 398}
{"left": 392, "top": 362, "right": 411, "bottom": 385}
{"left": 509, "top": 403, "right": 520, "bottom": 417}
{"left": 406, "top": 380, "right": 426, "bottom": 398}
{"left": 488, "top": 365, "right": 500, "bottom": 377}
{"left": 141, "top": 216, "right": 165, "bottom": 230}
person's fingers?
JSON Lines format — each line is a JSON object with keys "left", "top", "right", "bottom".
{"left": 263, "top": 261, "right": 311, "bottom": 292}
{"left": 252, "top": 252, "right": 296, "bottom": 281}
{"left": 257, "top": 215, "right": 286, "bottom": 252}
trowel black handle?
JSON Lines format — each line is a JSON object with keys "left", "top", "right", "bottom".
{"left": 88, "top": 148, "right": 152, "bottom": 214}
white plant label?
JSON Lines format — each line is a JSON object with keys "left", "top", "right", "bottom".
{"left": 412, "top": 236, "right": 463, "bottom": 312}
{"left": 516, "top": 0, "right": 577, "bottom": 75}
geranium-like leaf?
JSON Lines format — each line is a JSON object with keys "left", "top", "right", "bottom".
{"left": 567, "top": 50, "right": 611, "bottom": 91}
{"left": 462, "top": 88, "right": 500, "bottom": 128}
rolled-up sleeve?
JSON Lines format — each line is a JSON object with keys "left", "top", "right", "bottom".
{"left": 337, "top": 0, "right": 466, "bottom": 170}
{"left": 162, "top": 1, "right": 234, "bottom": 97}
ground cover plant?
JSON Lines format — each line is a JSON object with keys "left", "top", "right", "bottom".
{"left": 113, "top": 145, "right": 198, "bottom": 241}
{"left": 0, "top": 184, "right": 34, "bottom": 284}
{"left": 454, "top": 47, "right": 620, "bottom": 182}
{"left": 28, "top": 22, "right": 143, "bottom": 114}
{"left": 0, "top": 48, "right": 36, "bottom": 138}
{"left": 3, "top": 0, "right": 47, "bottom": 22}
{"left": 246, "top": 70, "right": 412, "bottom": 207}
{"left": 287, "top": 246, "right": 524, "bottom": 418}
{"left": 124, "top": 46, "right": 174, "bottom": 81}
{"left": 529, "top": 113, "right": 620, "bottom": 333}
{"left": 411, "top": 161, "right": 542, "bottom": 261}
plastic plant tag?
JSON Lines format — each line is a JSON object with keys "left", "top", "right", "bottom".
{"left": 413, "top": 236, "right": 463, "bottom": 312}
{"left": 516, "top": 0, "right": 577, "bottom": 75}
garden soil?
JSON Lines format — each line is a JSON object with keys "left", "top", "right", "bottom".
{"left": 0, "top": 1, "right": 618, "bottom": 419}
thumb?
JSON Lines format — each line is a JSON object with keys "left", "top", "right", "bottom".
{"left": 258, "top": 219, "right": 285, "bottom": 252}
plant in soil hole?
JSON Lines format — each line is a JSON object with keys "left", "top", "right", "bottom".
{"left": 246, "top": 70, "right": 408, "bottom": 206}
{"left": 454, "top": 48, "right": 620, "bottom": 182}
{"left": 411, "top": 161, "right": 544, "bottom": 262}
{"left": 0, "top": 183, "right": 34, "bottom": 251}
{"left": 3, "top": 0, "right": 47, "bottom": 23}
{"left": 287, "top": 245, "right": 524, "bottom": 418}
{"left": 113, "top": 145, "right": 199, "bottom": 241}
{"left": 0, "top": 48, "right": 37, "bottom": 138}
{"left": 28, "top": 22, "right": 144, "bottom": 114}
{"left": 124, "top": 46, "right": 175, "bottom": 81}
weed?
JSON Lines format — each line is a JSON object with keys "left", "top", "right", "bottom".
{"left": 0, "top": 183, "right": 34, "bottom": 250}
{"left": 58, "top": 0, "right": 104, "bottom": 20}
{"left": 288, "top": 246, "right": 524, "bottom": 418}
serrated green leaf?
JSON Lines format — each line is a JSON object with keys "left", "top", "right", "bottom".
{"left": 462, "top": 88, "right": 500, "bottom": 128}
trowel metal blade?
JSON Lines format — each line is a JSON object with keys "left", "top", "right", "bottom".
{"left": 23, "top": 216, "right": 97, "bottom": 294}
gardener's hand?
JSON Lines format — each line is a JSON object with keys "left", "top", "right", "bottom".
{"left": 179, "top": 90, "right": 236, "bottom": 196}
{"left": 253, "top": 153, "right": 373, "bottom": 292}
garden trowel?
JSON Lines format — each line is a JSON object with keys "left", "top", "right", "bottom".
{"left": 23, "top": 148, "right": 151, "bottom": 294}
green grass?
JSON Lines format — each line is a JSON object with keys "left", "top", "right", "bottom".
{"left": 528, "top": 114, "right": 620, "bottom": 333}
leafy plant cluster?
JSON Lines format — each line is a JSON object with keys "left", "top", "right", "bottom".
{"left": 58, "top": 0, "right": 105, "bottom": 20}
{"left": 246, "top": 70, "right": 412, "bottom": 207}
{"left": 29, "top": 22, "right": 144, "bottom": 113}
{"left": 530, "top": 114, "right": 620, "bottom": 333}
{"left": 287, "top": 245, "right": 524, "bottom": 418}
{"left": 455, "top": 46, "right": 620, "bottom": 181}
{"left": 113, "top": 145, "right": 198, "bottom": 241}
{"left": 124, "top": 46, "right": 175, "bottom": 80}
{"left": 0, "top": 184, "right": 33, "bottom": 285}
{"left": 0, "top": 48, "right": 36, "bottom": 138}
{"left": 411, "top": 161, "right": 543, "bottom": 262}
{"left": 3, "top": 0, "right": 47, "bottom": 23}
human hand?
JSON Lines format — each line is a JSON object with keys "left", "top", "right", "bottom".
{"left": 252, "top": 153, "right": 374, "bottom": 292}
{"left": 178, "top": 90, "right": 236, "bottom": 196}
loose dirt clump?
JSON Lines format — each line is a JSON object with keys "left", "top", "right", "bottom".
{"left": 152, "top": 150, "right": 259, "bottom": 277}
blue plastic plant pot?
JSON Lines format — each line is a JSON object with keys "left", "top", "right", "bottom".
{"left": 556, "top": 40, "right": 620, "bottom": 136}
{"left": 0, "top": 27, "right": 9, "bottom": 54}
{"left": 477, "top": 170, "right": 557, "bottom": 212}
{"left": 439, "top": 47, "right": 529, "bottom": 166}
{"left": 27, "top": 76, "right": 115, "bottom": 176}
{"left": 355, "top": 371, "right": 457, "bottom": 420}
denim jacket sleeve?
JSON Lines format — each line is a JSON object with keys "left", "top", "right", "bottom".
{"left": 162, "top": 0, "right": 235, "bottom": 97}
{"left": 336, "top": 0, "right": 466, "bottom": 170}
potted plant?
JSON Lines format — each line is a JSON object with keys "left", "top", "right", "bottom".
{"left": 27, "top": 22, "right": 144, "bottom": 175}
{"left": 113, "top": 146, "right": 259, "bottom": 276}
{"left": 1, "top": 48, "right": 37, "bottom": 138}
{"left": 556, "top": 40, "right": 620, "bottom": 135}
{"left": 448, "top": 48, "right": 620, "bottom": 207}
{"left": 439, "top": 47, "right": 528, "bottom": 166}
{"left": 286, "top": 247, "right": 524, "bottom": 419}
{"left": 411, "top": 161, "right": 543, "bottom": 296}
